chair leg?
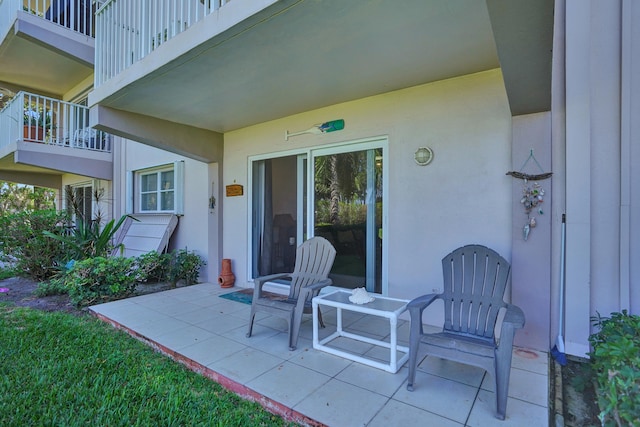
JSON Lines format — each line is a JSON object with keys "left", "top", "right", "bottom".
{"left": 246, "top": 311, "right": 255, "bottom": 338}
{"left": 494, "top": 328, "right": 516, "bottom": 419}
{"left": 288, "top": 315, "right": 297, "bottom": 351}
{"left": 406, "top": 310, "right": 423, "bottom": 391}
{"left": 494, "top": 352, "right": 513, "bottom": 420}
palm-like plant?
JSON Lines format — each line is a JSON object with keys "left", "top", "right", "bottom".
{"left": 44, "top": 186, "right": 134, "bottom": 262}
{"left": 44, "top": 215, "right": 130, "bottom": 261}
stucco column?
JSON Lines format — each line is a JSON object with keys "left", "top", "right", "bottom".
{"left": 511, "top": 112, "right": 552, "bottom": 351}
{"left": 564, "top": 0, "right": 592, "bottom": 357}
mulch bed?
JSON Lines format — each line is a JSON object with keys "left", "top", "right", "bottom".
{"left": 0, "top": 276, "right": 174, "bottom": 316}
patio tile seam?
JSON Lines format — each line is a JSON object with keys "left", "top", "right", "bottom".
{"left": 291, "top": 378, "right": 395, "bottom": 426}
{"left": 464, "top": 383, "right": 485, "bottom": 425}
{"left": 414, "top": 366, "right": 487, "bottom": 389}
{"left": 246, "top": 360, "right": 334, "bottom": 409}
{"left": 322, "top": 376, "right": 397, "bottom": 401}
{"left": 90, "top": 310, "right": 327, "bottom": 427}
{"left": 286, "top": 354, "right": 354, "bottom": 378}
{"left": 393, "top": 397, "right": 468, "bottom": 427}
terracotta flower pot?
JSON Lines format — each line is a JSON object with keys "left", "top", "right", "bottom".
{"left": 23, "top": 125, "right": 44, "bottom": 142}
{"left": 218, "top": 258, "right": 235, "bottom": 288}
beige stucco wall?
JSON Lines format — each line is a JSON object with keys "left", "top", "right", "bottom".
{"left": 222, "top": 69, "right": 513, "bottom": 326}
{"left": 561, "top": 0, "right": 640, "bottom": 357}
{"left": 114, "top": 140, "right": 214, "bottom": 282}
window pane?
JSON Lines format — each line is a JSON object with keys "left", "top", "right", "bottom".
{"left": 141, "top": 194, "right": 156, "bottom": 211}
{"left": 161, "top": 191, "right": 174, "bottom": 211}
{"left": 161, "top": 171, "right": 174, "bottom": 190}
{"left": 141, "top": 174, "right": 157, "bottom": 192}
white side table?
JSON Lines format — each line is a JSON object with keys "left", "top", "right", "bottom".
{"left": 312, "top": 290, "right": 409, "bottom": 373}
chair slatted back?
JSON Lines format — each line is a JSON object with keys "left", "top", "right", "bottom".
{"left": 289, "top": 237, "right": 337, "bottom": 301}
{"left": 441, "top": 245, "right": 510, "bottom": 340}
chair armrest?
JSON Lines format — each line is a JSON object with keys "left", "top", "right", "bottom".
{"left": 254, "top": 273, "right": 291, "bottom": 286}
{"left": 503, "top": 303, "right": 525, "bottom": 329}
{"left": 306, "top": 278, "right": 333, "bottom": 292}
{"left": 407, "top": 293, "right": 440, "bottom": 339}
{"left": 407, "top": 293, "right": 439, "bottom": 311}
{"left": 407, "top": 293, "right": 440, "bottom": 337}
{"left": 297, "top": 279, "right": 333, "bottom": 305}
{"left": 496, "top": 303, "right": 525, "bottom": 352}
{"left": 253, "top": 273, "right": 291, "bottom": 298}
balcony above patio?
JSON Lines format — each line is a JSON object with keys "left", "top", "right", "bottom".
{"left": 0, "top": 91, "right": 112, "bottom": 188}
{"left": 89, "top": 0, "right": 553, "bottom": 160}
{"left": 0, "top": 1, "right": 105, "bottom": 98}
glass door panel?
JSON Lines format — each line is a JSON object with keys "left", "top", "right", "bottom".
{"left": 251, "top": 156, "right": 299, "bottom": 278}
{"left": 312, "top": 148, "right": 383, "bottom": 293}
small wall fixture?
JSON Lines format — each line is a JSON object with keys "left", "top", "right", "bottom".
{"left": 285, "top": 119, "right": 345, "bottom": 140}
{"left": 414, "top": 147, "right": 434, "bottom": 166}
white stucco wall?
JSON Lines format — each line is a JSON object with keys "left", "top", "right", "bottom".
{"left": 117, "top": 140, "right": 214, "bottom": 281}
{"left": 561, "top": 0, "right": 640, "bottom": 357}
{"left": 222, "top": 69, "right": 513, "bottom": 326}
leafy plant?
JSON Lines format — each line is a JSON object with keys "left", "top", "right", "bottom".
{"left": 0, "top": 181, "right": 56, "bottom": 212}
{"left": 167, "top": 249, "right": 205, "bottom": 287}
{"left": 61, "top": 256, "right": 138, "bottom": 307}
{"left": 589, "top": 310, "right": 640, "bottom": 427}
{"left": 0, "top": 210, "right": 68, "bottom": 280}
{"left": 23, "top": 105, "right": 53, "bottom": 127}
{"left": 34, "top": 278, "right": 68, "bottom": 297}
{"left": 44, "top": 215, "right": 131, "bottom": 262}
{"left": 0, "top": 267, "right": 17, "bottom": 281}
{"left": 134, "top": 250, "right": 170, "bottom": 283}
{"left": 44, "top": 185, "right": 135, "bottom": 263}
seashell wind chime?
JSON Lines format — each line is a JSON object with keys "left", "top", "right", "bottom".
{"left": 520, "top": 180, "right": 545, "bottom": 240}
{"left": 506, "top": 150, "right": 552, "bottom": 241}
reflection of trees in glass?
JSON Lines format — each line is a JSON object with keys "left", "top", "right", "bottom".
{"left": 314, "top": 149, "right": 382, "bottom": 226}
{"left": 161, "top": 192, "right": 174, "bottom": 210}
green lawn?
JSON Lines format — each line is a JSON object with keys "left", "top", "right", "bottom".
{"left": 0, "top": 305, "right": 295, "bottom": 426}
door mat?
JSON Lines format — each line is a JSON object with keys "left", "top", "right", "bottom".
{"left": 219, "top": 288, "right": 288, "bottom": 305}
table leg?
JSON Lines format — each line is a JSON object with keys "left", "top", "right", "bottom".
{"left": 312, "top": 300, "right": 318, "bottom": 346}
{"left": 390, "top": 315, "right": 398, "bottom": 370}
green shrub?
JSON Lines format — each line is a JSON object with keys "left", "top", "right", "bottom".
{"left": 133, "top": 249, "right": 205, "bottom": 287}
{"left": 167, "top": 249, "right": 206, "bottom": 287}
{"left": 135, "top": 250, "right": 170, "bottom": 283}
{"left": 34, "top": 278, "right": 69, "bottom": 297}
{"left": 0, "top": 266, "right": 17, "bottom": 280}
{"left": 62, "top": 257, "right": 137, "bottom": 307}
{"left": 589, "top": 310, "right": 640, "bottom": 427}
{"left": 0, "top": 210, "right": 67, "bottom": 281}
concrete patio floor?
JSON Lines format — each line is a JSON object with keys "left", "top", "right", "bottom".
{"left": 90, "top": 283, "right": 549, "bottom": 426}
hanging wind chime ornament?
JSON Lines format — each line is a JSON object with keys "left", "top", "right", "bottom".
{"left": 285, "top": 119, "right": 345, "bottom": 140}
{"left": 506, "top": 149, "right": 552, "bottom": 241}
{"left": 520, "top": 179, "right": 545, "bottom": 241}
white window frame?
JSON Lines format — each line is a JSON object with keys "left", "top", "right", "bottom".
{"left": 132, "top": 161, "right": 184, "bottom": 214}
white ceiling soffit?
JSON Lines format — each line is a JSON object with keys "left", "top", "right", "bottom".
{"left": 94, "top": 0, "right": 553, "bottom": 132}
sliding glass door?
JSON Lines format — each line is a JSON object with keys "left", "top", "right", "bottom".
{"left": 251, "top": 139, "right": 386, "bottom": 293}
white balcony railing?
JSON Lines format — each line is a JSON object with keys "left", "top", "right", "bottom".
{"left": 94, "top": 0, "right": 230, "bottom": 87}
{"left": 0, "top": 1, "right": 106, "bottom": 40}
{"left": 0, "top": 91, "right": 111, "bottom": 152}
